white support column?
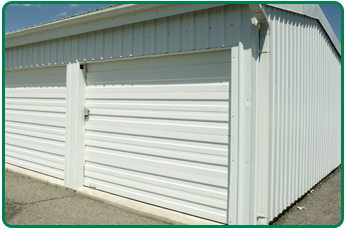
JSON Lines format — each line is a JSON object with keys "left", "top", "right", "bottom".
{"left": 256, "top": 13, "right": 270, "bottom": 226}
{"left": 227, "top": 45, "right": 240, "bottom": 225}
{"left": 256, "top": 47, "right": 270, "bottom": 225}
{"left": 228, "top": 41, "right": 258, "bottom": 225}
{"left": 64, "top": 62, "right": 86, "bottom": 190}
{"left": 249, "top": 4, "right": 271, "bottom": 225}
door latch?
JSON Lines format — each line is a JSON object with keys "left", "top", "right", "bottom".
{"left": 84, "top": 107, "right": 90, "bottom": 121}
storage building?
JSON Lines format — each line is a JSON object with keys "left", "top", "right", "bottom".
{"left": 5, "top": 4, "right": 341, "bottom": 225}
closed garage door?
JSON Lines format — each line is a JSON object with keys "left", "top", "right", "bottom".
{"left": 84, "top": 51, "right": 230, "bottom": 223}
{"left": 5, "top": 66, "right": 66, "bottom": 179}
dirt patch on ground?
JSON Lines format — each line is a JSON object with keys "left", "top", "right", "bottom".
{"left": 5, "top": 199, "right": 26, "bottom": 223}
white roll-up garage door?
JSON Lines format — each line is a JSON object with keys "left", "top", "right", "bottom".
{"left": 84, "top": 51, "right": 230, "bottom": 223}
{"left": 5, "top": 66, "right": 66, "bottom": 179}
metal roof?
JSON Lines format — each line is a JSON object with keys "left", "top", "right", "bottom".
{"left": 5, "top": 4, "right": 118, "bottom": 35}
{"left": 5, "top": 4, "right": 341, "bottom": 56}
{"left": 5, "top": 4, "right": 164, "bottom": 43}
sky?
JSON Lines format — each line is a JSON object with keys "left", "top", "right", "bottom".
{"left": 4, "top": 3, "right": 342, "bottom": 43}
{"left": 319, "top": 4, "right": 342, "bottom": 42}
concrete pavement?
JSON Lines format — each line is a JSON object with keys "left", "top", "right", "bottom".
{"left": 4, "top": 165, "right": 342, "bottom": 226}
{"left": 5, "top": 171, "right": 170, "bottom": 225}
{"left": 273, "top": 166, "right": 341, "bottom": 225}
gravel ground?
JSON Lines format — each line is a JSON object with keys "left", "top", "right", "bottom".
{"left": 5, "top": 171, "right": 170, "bottom": 225}
{"left": 273, "top": 166, "right": 341, "bottom": 226}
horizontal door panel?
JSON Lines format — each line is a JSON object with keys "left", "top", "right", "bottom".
{"left": 89, "top": 108, "right": 228, "bottom": 122}
{"left": 5, "top": 68, "right": 66, "bottom": 180}
{"left": 87, "top": 63, "right": 230, "bottom": 85}
{"left": 88, "top": 116, "right": 228, "bottom": 134}
{"left": 86, "top": 124, "right": 228, "bottom": 144}
{"left": 5, "top": 88, "right": 66, "bottom": 98}
{"left": 5, "top": 104, "right": 66, "bottom": 113}
{"left": 85, "top": 139, "right": 227, "bottom": 165}
{"left": 86, "top": 91, "right": 229, "bottom": 100}
{"left": 89, "top": 115, "right": 227, "bottom": 128}
{"left": 84, "top": 177, "right": 227, "bottom": 223}
{"left": 85, "top": 146, "right": 227, "bottom": 175}
{"left": 6, "top": 156, "right": 64, "bottom": 179}
{"left": 5, "top": 66, "right": 66, "bottom": 88}
{"left": 6, "top": 98, "right": 66, "bottom": 106}
{"left": 5, "top": 121, "right": 65, "bottom": 136}
{"left": 6, "top": 133, "right": 65, "bottom": 156}
{"left": 87, "top": 100, "right": 228, "bottom": 112}
{"left": 85, "top": 151, "right": 227, "bottom": 187}
{"left": 6, "top": 144, "right": 64, "bottom": 165}
{"left": 6, "top": 110, "right": 65, "bottom": 127}
{"left": 86, "top": 83, "right": 229, "bottom": 93}
{"left": 85, "top": 162, "right": 228, "bottom": 200}
{"left": 6, "top": 127, "right": 65, "bottom": 142}
{"left": 85, "top": 170, "right": 227, "bottom": 209}
{"left": 6, "top": 149, "right": 64, "bottom": 170}
{"left": 86, "top": 131, "right": 228, "bottom": 156}
{"left": 84, "top": 50, "right": 230, "bottom": 223}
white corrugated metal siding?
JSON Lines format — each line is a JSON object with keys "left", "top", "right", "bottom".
{"left": 5, "top": 4, "right": 253, "bottom": 71}
{"left": 265, "top": 5, "right": 341, "bottom": 222}
{"left": 5, "top": 66, "right": 67, "bottom": 179}
{"left": 83, "top": 50, "right": 230, "bottom": 223}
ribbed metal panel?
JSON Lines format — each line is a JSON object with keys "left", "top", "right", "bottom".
{"left": 5, "top": 4, "right": 252, "bottom": 71}
{"left": 84, "top": 50, "right": 230, "bottom": 223}
{"left": 265, "top": 6, "right": 341, "bottom": 222}
{"left": 5, "top": 67, "right": 66, "bottom": 179}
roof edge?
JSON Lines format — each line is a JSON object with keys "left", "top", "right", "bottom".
{"left": 5, "top": 4, "right": 162, "bottom": 38}
{"left": 266, "top": 4, "right": 341, "bottom": 56}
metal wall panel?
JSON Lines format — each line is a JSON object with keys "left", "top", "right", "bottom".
{"left": 265, "top": 6, "right": 341, "bottom": 222}
{"left": 5, "top": 67, "right": 66, "bottom": 179}
{"left": 84, "top": 50, "right": 231, "bottom": 223}
{"left": 5, "top": 4, "right": 253, "bottom": 71}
